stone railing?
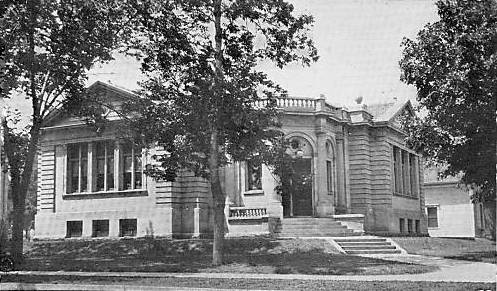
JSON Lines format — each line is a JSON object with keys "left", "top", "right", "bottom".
{"left": 276, "top": 97, "right": 316, "bottom": 109}
{"left": 252, "top": 96, "right": 346, "bottom": 119}
{"left": 229, "top": 207, "right": 268, "bottom": 219}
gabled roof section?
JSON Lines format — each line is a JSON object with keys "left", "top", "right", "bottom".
{"left": 43, "top": 81, "right": 139, "bottom": 129}
{"left": 368, "top": 100, "right": 415, "bottom": 123}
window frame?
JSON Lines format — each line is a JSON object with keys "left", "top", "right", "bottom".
{"left": 119, "top": 219, "right": 137, "bottom": 237}
{"left": 391, "top": 144, "right": 419, "bottom": 198}
{"left": 92, "top": 219, "right": 109, "bottom": 237}
{"left": 66, "top": 220, "right": 83, "bottom": 238}
{"left": 245, "top": 159, "right": 262, "bottom": 192}
{"left": 64, "top": 140, "right": 146, "bottom": 195}
{"left": 426, "top": 205, "right": 439, "bottom": 228}
{"left": 67, "top": 143, "right": 88, "bottom": 194}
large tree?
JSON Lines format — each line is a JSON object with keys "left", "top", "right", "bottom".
{"left": 0, "top": 0, "right": 136, "bottom": 262}
{"left": 127, "top": 0, "right": 318, "bottom": 265}
{"left": 400, "top": 0, "right": 496, "bottom": 237}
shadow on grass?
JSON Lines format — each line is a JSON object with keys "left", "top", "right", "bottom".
{"left": 21, "top": 237, "right": 436, "bottom": 275}
{"left": 444, "top": 251, "right": 497, "bottom": 264}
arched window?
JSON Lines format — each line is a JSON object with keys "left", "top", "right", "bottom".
{"left": 325, "top": 141, "right": 336, "bottom": 201}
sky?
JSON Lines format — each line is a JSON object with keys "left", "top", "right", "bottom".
{"left": 10, "top": 0, "right": 440, "bottom": 120}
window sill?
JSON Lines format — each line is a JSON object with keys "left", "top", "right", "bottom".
{"left": 243, "top": 190, "right": 264, "bottom": 196}
{"left": 63, "top": 189, "right": 148, "bottom": 199}
{"left": 393, "top": 192, "right": 418, "bottom": 200}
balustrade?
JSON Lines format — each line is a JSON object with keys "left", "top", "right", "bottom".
{"left": 229, "top": 207, "right": 268, "bottom": 219}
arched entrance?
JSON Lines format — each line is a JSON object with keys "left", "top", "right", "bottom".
{"left": 282, "top": 136, "right": 314, "bottom": 217}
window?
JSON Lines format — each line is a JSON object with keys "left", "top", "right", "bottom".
{"left": 325, "top": 142, "right": 335, "bottom": 197}
{"left": 409, "top": 154, "right": 418, "bottom": 196}
{"left": 246, "top": 159, "right": 262, "bottom": 191}
{"left": 92, "top": 220, "right": 109, "bottom": 237}
{"left": 415, "top": 220, "right": 420, "bottom": 234}
{"left": 66, "top": 221, "right": 83, "bottom": 238}
{"left": 392, "top": 145, "right": 418, "bottom": 197}
{"left": 326, "top": 161, "right": 333, "bottom": 193}
{"left": 427, "top": 206, "right": 438, "bottom": 228}
{"left": 407, "top": 219, "right": 413, "bottom": 234}
{"left": 67, "top": 143, "right": 88, "bottom": 193}
{"left": 96, "top": 141, "right": 115, "bottom": 191}
{"left": 119, "top": 219, "right": 137, "bottom": 237}
{"left": 65, "top": 140, "right": 145, "bottom": 193}
{"left": 122, "top": 144, "right": 143, "bottom": 190}
{"left": 399, "top": 218, "right": 405, "bottom": 233}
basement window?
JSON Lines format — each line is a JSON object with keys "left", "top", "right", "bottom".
{"left": 119, "top": 219, "right": 137, "bottom": 237}
{"left": 92, "top": 220, "right": 109, "bottom": 237}
{"left": 399, "top": 218, "right": 405, "bottom": 233}
{"left": 66, "top": 221, "right": 83, "bottom": 238}
{"left": 407, "top": 219, "right": 413, "bottom": 234}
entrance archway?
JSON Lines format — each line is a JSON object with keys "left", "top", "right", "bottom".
{"left": 282, "top": 136, "right": 314, "bottom": 217}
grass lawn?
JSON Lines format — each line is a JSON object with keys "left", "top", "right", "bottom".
{"left": 1, "top": 275, "right": 495, "bottom": 291}
{"left": 19, "top": 237, "right": 436, "bottom": 275}
{"left": 393, "top": 237, "right": 496, "bottom": 263}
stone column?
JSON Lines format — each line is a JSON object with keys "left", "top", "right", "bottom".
{"left": 343, "top": 127, "right": 351, "bottom": 212}
{"left": 315, "top": 130, "right": 334, "bottom": 217}
{"left": 263, "top": 163, "right": 283, "bottom": 219}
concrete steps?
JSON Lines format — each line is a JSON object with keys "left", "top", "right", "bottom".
{"left": 273, "top": 217, "right": 356, "bottom": 237}
{"left": 334, "top": 237, "right": 401, "bottom": 254}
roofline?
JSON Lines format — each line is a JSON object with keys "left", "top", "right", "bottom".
{"left": 42, "top": 81, "right": 139, "bottom": 128}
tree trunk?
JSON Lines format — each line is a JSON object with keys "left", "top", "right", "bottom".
{"left": 210, "top": 0, "right": 225, "bottom": 266}
{"left": 10, "top": 183, "right": 25, "bottom": 263}
{"left": 209, "top": 129, "right": 225, "bottom": 265}
{"left": 2, "top": 117, "right": 41, "bottom": 264}
{"left": 483, "top": 200, "right": 496, "bottom": 240}
{"left": 211, "top": 172, "right": 225, "bottom": 266}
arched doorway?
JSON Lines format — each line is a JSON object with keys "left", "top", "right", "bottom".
{"left": 282, "top": 136, "right": 314, "bottom": 217}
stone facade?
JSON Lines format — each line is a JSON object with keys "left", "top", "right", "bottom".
{"left": 34, "top": 82, "right": 428, "bottom": 239}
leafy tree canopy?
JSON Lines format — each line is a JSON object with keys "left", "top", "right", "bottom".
{"left": 124, "top": 0, "right": 318, "bottom": 265}
{"left": 0, "top": 0, "right": 137, "bottom": 262}
{"left": 126, "top": 0, "right": 318, "bottom": 181}
{"left": 400, "top": 0, "right": 496, "bottom": 201}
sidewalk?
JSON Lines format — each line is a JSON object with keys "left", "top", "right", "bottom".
{"left": 4, "top": 255, "right": 495, "bottom": 283}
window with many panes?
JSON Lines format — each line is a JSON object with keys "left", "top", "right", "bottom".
{"left": 67, "top": 143, "right": 88, "bottom": 193}
{"left": 66, "top": 140, "right": 145, "bottom": 194}
{"left": 96, "top": 141, "right": 115, "bottom": 191}
{"left": 122, "top": 144, "right": 143, "bottom": 190}
{"left": 392, "top": 145, "right": 419, "bottom": 197}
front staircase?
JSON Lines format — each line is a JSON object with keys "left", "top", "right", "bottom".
{"left": 334, "top": 237, "right": 402, "bottom": 254}
{"left": 272, "top": 217, "right": 357, "bottom": 237}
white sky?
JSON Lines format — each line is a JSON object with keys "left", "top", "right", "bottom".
{"left": 11, "top": 0, "right": 439, "bottom": 120}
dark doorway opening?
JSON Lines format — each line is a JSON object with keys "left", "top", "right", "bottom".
{"left": 282, "top": 158, "right": 313, "bottom": 217}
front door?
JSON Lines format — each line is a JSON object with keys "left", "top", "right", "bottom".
{"left": 283, "top": 158, "right": 313, "bottom": 217}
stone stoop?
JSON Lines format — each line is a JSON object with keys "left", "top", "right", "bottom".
{"left": 333, "top": 237, "right": 402, "bottom": 254}
{"left": 272, "top": 217, "right": 357, "bottom": 237}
